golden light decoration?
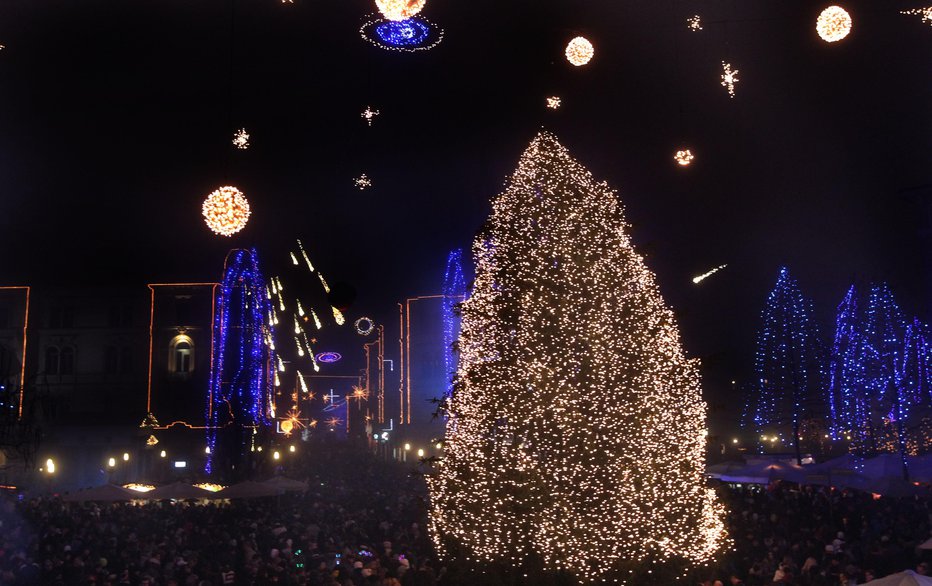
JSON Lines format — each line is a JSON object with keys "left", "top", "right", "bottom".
{"left": 692, "top": 264, "right": 727, "bottom": 284}
{"left": 816, "top": 6, "right": 852, "bottom": 42}
{"left": 332, "top": 306, "right": 346, "bottom": 325}
{"left": 232, "top": 128, "right": 250, "bottom": 150}
{"left": 546, "top": 96, "right": 562, "bottom": 109}
{"left": 146, "top": 434, "right": 159, "bottom": 446}
{"left": 124, "top": 483, "right": 156, "bottom": 493}
{"left": 687, "top": 15, "right": 703, "bottom": 31}
{"left": 901, "top": 6, "right": 932, "bottom": 25}
{"left": 565, "top": 36, "right": 594, "bottom": 66}
{"left": 354, "top": 174, "right": 373, "bottom": 190}
{"left": 721, "top": 61, "right": 739, "bottom": 98}
{"left": 280, "top": 419, "right": 294, "bottom": 434}
{"left": 202, "top": 186, "right": 251, "bottom": 236}
{"left": 674, "top": 149, "right": 694, "bottom": 166}
{"left": 361, "top": 106, "right": 380, "bottom": 126}
{"left": 375, "top": 0, "right": 426, "bottom": 21}
{"left": 193, "top": 483, "right": 225, "bottom": 492}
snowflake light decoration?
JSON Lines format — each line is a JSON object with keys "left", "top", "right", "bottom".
{"left": 361, "top": 106, "right": 380, "bottom": 126}
{"left": 360, "top": 14, "right": 443, "bottom": 52}
{"left": 721, "top": 62, "right": 739, "bottom": 98}
{"left": 375, "top": 0, "right": 426, "bottom": 21}
{"left": 565, "top": 36, "right": 594, "bottom": 66}
{"left": 687, "top": 15, "right": 703, "bottom": 31}
{"left": 816, "top": 6, "right": 852, "bottom": 42}
{"left": 354, "top": 174, "right": 372, "bottom": 190}
{"left": 674, "top": 149, "right": 695, "bottom": 166}
{"left": 202, "top": 186, "right": 251, "bottom": 236}
{"left": 232, "top": 128, "right": 250, "bottom": 150}
{"left": 546, "top": 96, "right": 562, "bottom": 109}
{"left": 901, "top": 6, "right": 932, "bottom": 25}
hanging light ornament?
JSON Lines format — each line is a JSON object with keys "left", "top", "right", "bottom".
{"left": 375, "top": 0, "right": 426, "bottom": 21}
{"left": 546, "top": 96, "right": 562, "bottom": 109}
{"left": 816, "top": 6, "right": 852, "bottom": 42}
{"left": 674, "top": 149, "right": 695, "bottom": 166}
{"left": 202, "top": 186, "right": 251, "bottom": 236}
{"left": 565, "top": 36, "right": 594, "bottom": 66}
{"left": 232, "top": 128, "right": 250, "bottom": 150}
{"left": 721, "top": 62, "right": 739, "bottom": 98}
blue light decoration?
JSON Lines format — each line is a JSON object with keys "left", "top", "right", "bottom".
{"left": 360, "top": 14, "right": 443, "bottom": 52}
{"left": 206, "top": 249, "right": 277, "bottom": 477}
{"left": 827, "top": 285, "right": 872, "bottom": 443}
{"left": 442, "top": 249, "right": 466, "bottom": 400}
{"left": 316, "top": 351, "right": 342, "bottom": 364}
{"left": 746, "top": 267, "right": 825, "bottom": 463}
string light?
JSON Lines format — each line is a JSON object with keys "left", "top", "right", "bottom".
{"left": 375, "top": 0, "right": 426, "bottom": 21}
{"left": 901, "top": 6, "right": 932, "bottom": 26}
{"left": 720, "top": 62, "right": 739, "bottom": 98}
{"left": 297, "top": 239, "right": 315, "bottom": 272}
{"left": 202, "top": 186, "right": 251, "bottom": 236}
{"left": 332, "top": 306, "right": 345, "bottom": 325}
{"left": 816, "top": 6, "right": 852, "bottom": 42}
{"left": 361, "top": 106, "right": 380, "bottom": 126}
{"left": 427, "top": 132, "right": 726, "bottom": 582}
{"left": 674, "top": 149, "right": 694, "bottom": 166}
{"left": 317, "top": 273, "right": 331, "bottom": 294}
{"left": 442, "top": 249, "right": 466, "bottom": 400}
{"left": 309, "top": 309, "right": 322, "bottom": 330}
{"left": 354, "top": 174, "right": 373, "bottom": 190}
{"left": 232, "top": 128, "right": 250, "bottom": 150}
{"left": 295, "top": 336, "right": 305, "bottom": 357}
{"left": 687, "top": 15, "right": 702, "bottom": 31}
{"left": 546, "top": 96, "right": 561, "bottom": 109}
{"left": 692, "top": 264, "right": 726, "bottom": 284}
{"left": 360, "top": 14, "right": 443, "bottom": 52}
{"left": 290, "top": 252, "right": 299, "bottom": 265}
{"left": 296, "top": 299, "right": 305, "bottom": 317}
{"left": 294, "top": 315, "right": 303, "bottom": 334}
{"left": 565, "top": 36, "right": 594, "bottom": 66}
{"left": 355, "top": 317, "right": 375, "bottom": 335}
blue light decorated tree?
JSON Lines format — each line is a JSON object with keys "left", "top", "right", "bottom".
{"left": 206, "top": 249, "right": 277, "bottom": 478}
{"left": 748, "top": 268, "right": 826, "bottom": 463}
{"left": 442, "top": 248, "right": 466, "bottom": 399}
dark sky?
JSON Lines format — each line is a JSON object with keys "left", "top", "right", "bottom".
{"left": 0, "top": 0, "right": 930, "bottom": 414}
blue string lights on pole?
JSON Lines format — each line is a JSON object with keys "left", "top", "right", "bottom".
{"left": 827, "top": 286, "right": 871, "bottom": 444}
{"left": 206, "top": 249, "right": 277, "bottom": 476}
{"left": 442, "top": 249, "right": 466, "bottom": 400}
{"left": 747, "top": 267, "right": 825, "bottom": 463}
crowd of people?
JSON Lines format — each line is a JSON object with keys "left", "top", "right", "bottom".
{"left": 1, "top": 444, "right": 931, "bottom": 585}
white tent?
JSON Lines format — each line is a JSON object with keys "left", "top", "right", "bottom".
{"left": 145, "top": 482, "right": 219, "bottom": 500}
{"left": 717, "top": 460, "right": 805, "bottom": 484}
{"left": 862, "top": 570, "right": 932, "bottom": 585}
{"left": 62, "top": 484, "right": 136, "bottom": 502}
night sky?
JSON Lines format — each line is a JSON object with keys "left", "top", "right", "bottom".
{"left": 0, "top": 0, "right": 930, "bottom": 417}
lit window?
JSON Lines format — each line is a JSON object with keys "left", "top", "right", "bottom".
{"left": 169, "top": 335, "right": 195, "bottom": 376}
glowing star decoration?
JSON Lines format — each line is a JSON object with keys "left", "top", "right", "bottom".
{"left": 721, "top": 62, "right": 739, "bottom": 98}
{"left": 146, "top": 435, "right": 159, "bottom": 446}
{"left": 688, "top": 15, "right": 703, "bottom": 31}
{"left": 202, "top": 186, "right": 251, "bottom": 236}
{"left": 360, "top": 14, "right": 444, "bottom": 52}
{"left": 674, "top": 149, "right": 695, "bottom": 166}
{"left": 232, "top": 128, "right": 250, "bottom": 150}
{"left": 816, "top": 6, "right": 852, "bottom": 42}
{"left": 361, "top": 106, "right": 380, "bottom": 126}
{"left": 354, "top": 174, "right": 372, "bottom": 190}
{"left": 692, "top": 264, "right": 727, "bottom": 284}
{"left": 901, "top": 7, "right": 932, "bottom": 25}
{"left": 375, "top": 0, "right": 426, "bottom": 21}
{"left": 565, "top": 36, "right": 594, "bottom": 66}
{"left": 546, "top": 96, "right": 562, "bottom": 110}
{"left": 355, "top": 317, "right": 375, "bottom": 335}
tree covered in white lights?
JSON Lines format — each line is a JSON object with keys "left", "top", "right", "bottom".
{"left": 427, "top": 132, "right": 727, "bottom": 584}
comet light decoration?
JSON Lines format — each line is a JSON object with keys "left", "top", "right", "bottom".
{"left": 565, "top": 36, "right": 594, "bottom": 66}
{"left": 692, "top": 264, "right": 726, "bottom": 284}
{"left": 355, "top": 317, "right": 375, "bottom": 335}
{"left": 721, "top": 62, "right": 739, "bottom": 98}
{"left": 290, "top": 252, "right": 299, "bottom": 266}
{"left": 297, "top": 239, "right": 315, "bottom": 272}
{"left": 427, "top": 132, "right": 726, "bottom": 583}
{"left": 332, "top": 306, "right": 346, "bottom": 325}
{"left": 232, "top": 128, "right": 250, "bottom": 150}
{"left": 205, "top": 249, "right": 277, "bottom": 476}
{"left": 360, "top": 14, "right": 443, "bottom": 52}
{"left": 354, "top": 174, "right": 373, "bottom": 190}
{"left": 546, "top": 96, "right": 562, "bottom": 109}
{"left": 361, "top": 106, "right": 380, "bottom": 126}
{"left": 375, "top": 0, "right": 426, "bottom": 21}
{"left": 674, "top": 149, "right": 695, "bottom": 166}
{"left": 317, "top": 272, "right": 331, "bottom": 294}
{"left": 687, "top": 15, "right": 703, "bottom": 31}
{"left": 816, "top": 6, "right": 852, "bottom": 42}
{"left": 901, "top": 6, "right": 932, "bottom": 25}
{"left": 202, "top": 186, "right": 251, "bottom": 236}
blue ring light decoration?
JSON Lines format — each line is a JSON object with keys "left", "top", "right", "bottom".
{"left": 316, "top": 351, "right": 342, "bottom": 364}
{"left": 360, "top": 14, "right": 443, "bottom": 52}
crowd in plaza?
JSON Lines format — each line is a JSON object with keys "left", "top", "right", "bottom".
{"left": 1, "top": 445, "right": 932, "bottom": 585}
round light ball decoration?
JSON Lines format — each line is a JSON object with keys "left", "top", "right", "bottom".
{"left": 280, "top": 419, "right": 294, "bottom": 434}
{"left": 202, "top": 186, "right": 251, "bottom": 236}
{"left": 816, "top": 6, "right": 852, "bottom": 42}
{"left": 674, "top": 149, "right": 695, "bottom": 166}
{"left": 565, "top": 36, "right": 594, "bottom": 66}
{"left": 360, "top": 14, "right": 443, "bottom": 52}
{"left": 355, "top": 317, "right": 375, "bottom": 336}
{"left": 375, "top": 0, "right": 426, "bottom": 21}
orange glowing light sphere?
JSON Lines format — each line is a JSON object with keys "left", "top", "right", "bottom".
{"left": 280, "top": 419, "right": 295, "bottom": 434}
{"left": 202, "top": 186, "right": 251, "bottom": 236}
{"left": 565, "top": 36, "right": 594, "bottom": 66}
{"left": 375, "top": 0, "right": 426, "bottom": 21}
{"left": 816, "top": 6, "right": 852, "bottom": 42}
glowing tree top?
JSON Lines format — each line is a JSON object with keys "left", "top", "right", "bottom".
{"left": 427, "top": 132, "right": 726, "bottom": 583}
{"left": 442, "top": 248, "right": 466, "bottom": 399}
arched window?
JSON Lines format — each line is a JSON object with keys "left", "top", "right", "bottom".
{"left": 60, "top": 347, "right": 74, "bottom": 375}
{"left": 169, "top": 335, "right": 195, "bottom": 376}
{"left": 46, "top": 346, "right": 60, "bottom": 375}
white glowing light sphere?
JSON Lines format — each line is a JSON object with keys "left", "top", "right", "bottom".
{"left": 375, "top": 0, "right": 426, "bottom": 21}
{"left": 565, "top": 36, "right": 594, "bottom": 66}
{"left": 816, "top": 6, "right": 852, "bottom": 42}
{"left": 674, "top": 149, "right": 694, "bottom": 166}
{"left": 202, "top": 186, "right": 251, "bottom": 236}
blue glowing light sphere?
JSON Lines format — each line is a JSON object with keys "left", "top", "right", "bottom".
{"left": 316, "top": 352, "right": 342, "bottom": 364}
{"left": 375, "top": 18, "right": 430, "bottom": 47}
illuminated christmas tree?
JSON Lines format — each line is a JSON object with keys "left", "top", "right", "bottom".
{"left": 427, "top": 132, "right": 726, "bottom": 584}
{"left": 747, "top": 268, "right": 825, "bottom": 463}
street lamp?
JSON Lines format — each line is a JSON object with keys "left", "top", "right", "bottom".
{"left": 45, "top": 458, "right": 56, "bottom": 474}
{"left": 160, "top": 450, "right": 166, "bottom": 458}
{"left": 122, "top": 452, "right": 130, "bottom": 462}
{"left": 288, "top": 445, "right": 295, "bottom": 453}
{"left": 417, "top": 449, "right": 424, "bottom": 458}
{"left": 273, "top": 450, "right": 281, "bottom": 461}
{"left": 108, "top": 457, "right": 116, "bottom": 468}
{"left": 404, "top": 443, "right": 411, "bottom": 451}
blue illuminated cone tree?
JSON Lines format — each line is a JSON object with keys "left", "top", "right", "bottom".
{"left": 427, "top": 132, "right": 726, "bottom": 584}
